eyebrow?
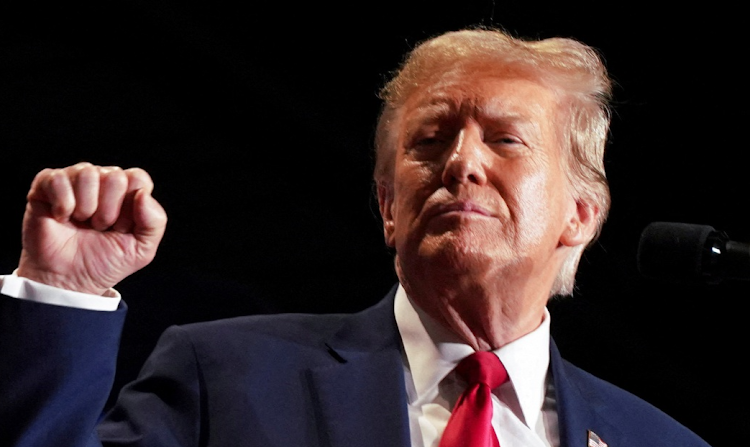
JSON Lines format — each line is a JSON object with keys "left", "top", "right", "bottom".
{"left": 472, "top": 96, "right": 529, "bottom": 123}
{"left": 406, "top": 97, "right": 528, "bottom": 129}
{"left": 405, "top": 99, "right": 455, "bottom": 125}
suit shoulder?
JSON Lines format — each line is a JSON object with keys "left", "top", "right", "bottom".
{"left": 173, "top": 311, "right": 350, "bottom": 347}
{"left": 556, "top": 359, "right": 711, "bottom": 446}
{"left": 170, "top": 289, "right": 396, "bottom": 348}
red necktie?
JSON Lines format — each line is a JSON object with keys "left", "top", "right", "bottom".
{"left": 439, "top": 351, "right": 508, "bottom": 447}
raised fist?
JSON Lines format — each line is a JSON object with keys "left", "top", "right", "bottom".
{"left": 16, "top": 162, "right": 168, "bottom": 295}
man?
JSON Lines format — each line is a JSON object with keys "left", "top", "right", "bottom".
{"left": 0, "top": 27, "right": 710, "bottom": 446}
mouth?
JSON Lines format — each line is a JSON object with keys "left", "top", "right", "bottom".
{"left": 430, "top": 201, "right": 494, "bottom": 218}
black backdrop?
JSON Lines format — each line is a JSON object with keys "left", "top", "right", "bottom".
{"left": 1, "top": 2, "right": 746, "bottom": 445}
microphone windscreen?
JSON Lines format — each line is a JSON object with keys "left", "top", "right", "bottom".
{"left": 637, "top": 222, "right": 716, "bottom": 282}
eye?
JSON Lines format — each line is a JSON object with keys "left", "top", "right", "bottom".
{"left": 484, "top": 132, "right": 529, "bottom": 156}
{"left": 415, "top": 135, "right": 447, "bottom": 148}
{"left": 407, "top": 126, "right": 454, "bottom": 154}
{"left": 487, "top": 134, "right": 522, "bottom": 145}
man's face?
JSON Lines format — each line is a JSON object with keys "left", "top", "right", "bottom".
{"left": 380, "top": 74, "right": 582, "bottom": 283}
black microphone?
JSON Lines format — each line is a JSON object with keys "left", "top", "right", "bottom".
{"left": 637, "top": 221, "right": 750, "bottom": 283}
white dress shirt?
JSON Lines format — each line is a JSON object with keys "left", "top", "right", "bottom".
{"left": 394, "top": 284, "right": 559, "bottom": 447}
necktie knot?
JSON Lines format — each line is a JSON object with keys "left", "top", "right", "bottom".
{"left": 439, "top": 351, "right": 508, "bottom": 447}
{"left": 456, "top": 351, "right": 507, "bottom": 390}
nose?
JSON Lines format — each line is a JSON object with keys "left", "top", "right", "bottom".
{"left": 441, "top": 125, "right": 489, "bottom": 186}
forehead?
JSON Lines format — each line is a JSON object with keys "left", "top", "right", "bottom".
{"left": 401, "top": 75, "right": 562, "bottom": 127}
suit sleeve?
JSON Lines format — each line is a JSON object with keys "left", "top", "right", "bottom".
{"left": 95, "top": 324, "right": 204, "bottom": 446}
{"left": 0, "top": 294, "right": 127, "bottom": 447}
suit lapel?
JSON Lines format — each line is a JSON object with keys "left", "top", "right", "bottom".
{"left": 308, "top": 286, "right": 411, "bottom": 447}
{"left": 550, "top": 339, "right": 624, "bottom": 447}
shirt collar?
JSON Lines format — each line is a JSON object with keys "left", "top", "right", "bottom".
{"left": 394, "top": 283, "right": 551, "bottom": 430}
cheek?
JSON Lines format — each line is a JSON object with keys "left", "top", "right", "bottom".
{"left": 512, "top": 169, "right": 568, "bottom": 240}
{"left": 393, "top": 162, "right": 436, "bottom": 206}
{"left": 391, "top": 163, "right": 438, "bottom": 235}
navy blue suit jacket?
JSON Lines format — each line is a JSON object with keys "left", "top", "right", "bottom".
{"left": 0, "top": 286, "right": 711, "bottom": 446}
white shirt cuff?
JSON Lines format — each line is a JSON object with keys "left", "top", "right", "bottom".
{"left": 0, "top": 272, "right": 121, "bottom": 311}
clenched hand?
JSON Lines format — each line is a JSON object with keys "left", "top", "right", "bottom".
{"left": 17, "top": 162, "right": 168, "bottom": 295}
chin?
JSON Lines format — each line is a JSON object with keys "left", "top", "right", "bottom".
{"left": 418, "top": 232, "right": 505, "bottom": 271}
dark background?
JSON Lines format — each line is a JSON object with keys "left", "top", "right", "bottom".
{"left": 1, "top": 2, "right": 745, "bottom": 445}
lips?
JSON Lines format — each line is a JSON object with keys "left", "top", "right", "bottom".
{"left": 430, "top": 201, "right": 494, "bottom": 218}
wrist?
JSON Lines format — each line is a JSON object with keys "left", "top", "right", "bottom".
{"left": 16, "top": 264, "right": 109, "bottom": 296}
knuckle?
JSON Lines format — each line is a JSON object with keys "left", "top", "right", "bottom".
{"left": 100, "top": 165, "right": 124, "bottom": 174}
{"left": 125, "top": 167, "right": 154, "bottom": 192}
{"left": 71, "top": 161, "right": 95, "bottom": 171}
{"left": 48, "top": 169, "right": 70, "bottom": 188}
{"left": 36, "top": 167, "right": 55, "bottom": 177}
{"left": 76, "top": 165, "right": 100, "bottom": 184}
{"left": 101, "top": 168, "right": 128, "bottom": 188}
{"left": 125, "top": 167, "right": 151, "bottom": 181}
{"left": 32, "top": 168, "right": 55, "bottom": 184}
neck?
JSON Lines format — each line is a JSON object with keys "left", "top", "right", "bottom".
{"left": 395, "top": 256, "right": 550, "bottom": 350}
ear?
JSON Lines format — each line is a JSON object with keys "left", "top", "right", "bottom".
{"left": 560, "top": 197, "right": 600, "bottom": 248}
{"left": 377, "top": 181, "right": 396, "bottom": 248}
